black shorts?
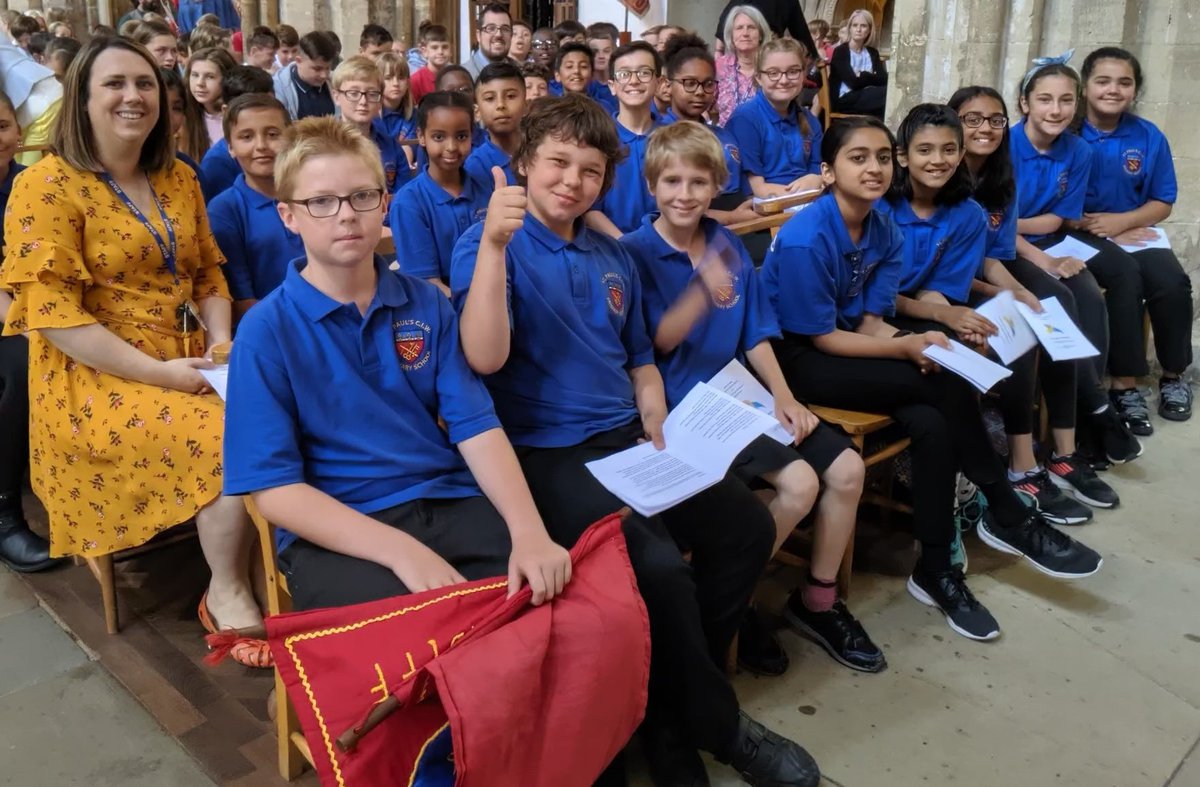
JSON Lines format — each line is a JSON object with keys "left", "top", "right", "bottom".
{"left": 277, "top": 496, "right": 512, "bottom": 611}
{"left": 730, "top": 422, "right": 852, "bottom": 485}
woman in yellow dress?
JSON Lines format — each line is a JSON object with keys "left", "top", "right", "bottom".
{"left": 0, "top": 36, "right": 266, "bottom": 664}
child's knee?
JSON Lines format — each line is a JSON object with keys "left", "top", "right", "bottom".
{"left": 775, "top": 460, "right": 820, "bottom": 514}
{"left": 823, "top": 449, "right": 865, "bottom": 496}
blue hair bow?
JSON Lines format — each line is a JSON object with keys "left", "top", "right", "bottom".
{"left": 1021, "top": 49, "right": 1075, "bottom": 94}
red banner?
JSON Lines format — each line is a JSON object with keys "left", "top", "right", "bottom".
{"left": 266, "top": 514, "right": 650, "bottom": 787}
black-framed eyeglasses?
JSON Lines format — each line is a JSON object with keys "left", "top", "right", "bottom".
{"left": 531, "top": 40, "right": 556, "bottom": 50}
{"left": 671, "top": 77, "right": 719, "bottom": 94}
{"left": 614, "top": 67, "right": 657, "bottom": 84}
{"left": 288, "top": 189, "right": 384, "bottom": 218}
{"left": 338, "top": 89, "right": 383, "bottom": 104}
{"left": 760, "top": 66, "right": 805, "bottom": 83}
{"left": 479, "top": 23, "right": 512, "bottom": 35}
{"left": 959, "top": 112, "right": 1008, "bottom": 129}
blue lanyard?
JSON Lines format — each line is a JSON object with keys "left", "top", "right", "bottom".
{"left": 100, "top": 172, "right": 178, "bottom": 280}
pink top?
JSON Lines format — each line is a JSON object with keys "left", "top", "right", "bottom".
{"left": 715, "top": 53, "right": 759, "bottom": 126}
{"left": 203, "top": 111, "right": 223, "bottom": 146}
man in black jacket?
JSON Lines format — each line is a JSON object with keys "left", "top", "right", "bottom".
{"left": 715, "top": 0, "right": 817, "bottom": 58}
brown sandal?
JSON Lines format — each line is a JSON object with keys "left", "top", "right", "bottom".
{"left": 198, "top": 592, "right": 273, "bottom": 669}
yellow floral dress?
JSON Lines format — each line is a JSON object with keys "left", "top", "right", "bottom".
{"left": 1, "top": 155, "right": 230, "bottom": 558}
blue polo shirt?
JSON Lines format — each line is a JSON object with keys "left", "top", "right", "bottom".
{"left": 388, "top": 168, "right": 490, "bottom": 283}
{"left": 761, "top": 193, "right": 903, "bottom": 334}
{"left": 1080, "top": 114, "right": 1177, "bottom": 214}
{"left": 0, "top": 161, "right": 26, "bottom": 253}
{"left": 1009, "top": 120, "right": 1092, "bottom": 242}
{"left": 981, "top": 191, "right": 1019, "bottom": 261}
{"left": 595, "top": 115, "right": 667, "bottom": 234}
{"left": 378, "top": 108, "right": 418, "bottom": 145}
{"left": 622, "top": 216, "right": 779, "bottom": 409}
{"left": 208, "top": 174, "right": 306, "bottom": 301}
{"left": 463, "top": 138, "right": 517, "bottom": 192}
{"left": 368, "top": 122, "right": 412, "bottom": 194}
{"left": 449, "top": 215, "right": 655, "bottom": 448}
{"left": 661, "top": 110, "right": 744, "bottom": 198}
{"left": 548, "top": 80, "right": 618, "bottom": 112}
{"left": 224, "top": 257, "right": 500, "bottom": 553}
{"left": 199, "top": 138, "right": 241, "bottom": 202}
{"left": 879, "top": 196, "right": 988, "bottom": 303}
{"left": 726, "top": 91, "right": 822, "bottom": 186}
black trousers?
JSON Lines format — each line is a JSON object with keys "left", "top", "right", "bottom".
{"left": 1069, "top": 231, "right": 1193, "bottom": 375}
{"left": 278, "top": 496, "right": 512, "bottom": 612}
{"left": 0, "top": 335, "right": 29, "bottom": 493}
{"left": 993, "top": 258, "right": 1081, "bottom": 431}
{"left": 1011, "top": 253, "right": 1111, "bottom": 414}
{"left": 517, "top": 419, "right": 774, "bottom": 758}
{"left": 832, "top": 85, "right": 886, "bottom": 118}
{"left": 774, "top": 334, "right": 1015, "bottom": 561}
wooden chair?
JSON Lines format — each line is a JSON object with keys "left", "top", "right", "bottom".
{"left": 79, "top": 525, "right": 200, "bottom": 634}
{"left": 816, "top": 62, "right": 856, "bottom": 131}
{"left": 377, "top": 226, "right": 396, "bottom": 257}
{"left": 246, "top": 497, "right": 314, "bottom": 780}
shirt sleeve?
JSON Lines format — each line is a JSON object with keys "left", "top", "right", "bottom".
{"left": 988, "top": 195, "right": 1019, "bottom": 261}
{"left": 1145, "top": 127, "right": 1178, "bottom": 205}
{"left": 0, "top": 162, "right": 97, "bottom": 335}
{"left": 207, "top": 194, "right": 255, "bottom": 301}
{"left": 737, "top": 244, "right": 782, "bottom": 352}
{"left": 199, "top": 148, "right": 241, "bottom": 202}
{"left": 1054, "top": 142, "right": 1093, "bottom": 221}
{"left": 388, "top": 184, "right": 439, "bottom": 279}
{"left": 726, "top": 107, "right": 766, "bottom": 177}
{"left": 863, "top": 222, "right": 903, "bottom": 318}
{"left": 222, "top": 315, "right": 307, "bottom": 495}
{"left": 431, "top": 290, "right": 503, "bottom": 444}
{"left": 765, "top": 235, "right": 840, "bottom": 336}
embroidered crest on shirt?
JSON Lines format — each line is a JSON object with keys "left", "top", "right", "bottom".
{"left": 725, "top": 144, "right": 741, "bottom": 164}
{"left": 988, "top": 211, "right": 1004, "bottom": 231}
{"left": 930, "top": 238, "right": 950, "bottom": 268}
{"left": 711, "top": 273, "right": 741, "bottom": 310}
{"left": 1123, "top": 148, "right": 1143, "bottom": 175}
{"left": 1056, "top": 171, "right": 1070, "bottom": 197}
{"left": 602, "top": 272, "right": 626, "bottom": 315}
{"left": 394, "top": 319, "right": 432, "bottom": 371}
{"left": 385, "top": 164, "right": 397, "bottom": 190}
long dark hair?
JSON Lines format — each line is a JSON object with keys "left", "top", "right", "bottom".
{"left": 889, "top": 103, "right": 973, "bottom": 206}
{"left": 820, "top": 115, "right": 895, "bottom": 165}
{"left": 947, "top": 86, "right": 1014, "bottom": 213}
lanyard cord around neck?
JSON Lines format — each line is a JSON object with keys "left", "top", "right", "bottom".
{"left": 100, "top": 172, "right": 178, "bottom": 282}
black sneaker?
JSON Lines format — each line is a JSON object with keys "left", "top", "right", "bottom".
{"left": 1110, "top": 388, "right": 1154, "bottom": 436}
{"left": 906, "top": 565, "right": 1000, "bottom": 641}
{"left": 737, "top": 608, "right": 789, "bottom": 677}
{"left": 1158, "top": 377, "right": 1193, "bottom": 422}
{"left": 1046, "top": 453, "right": 1119, "bottom": 509}
{"left": 978, "top": 512, "right": 1103, "bottom": 579}
{"left": 1011, "top": 468, "right": 1093, "bottom": 525}
{"left": 1090, "top": 404, "right": 1143, "bottom": 464}
{"left": 721, "top": 712, "right": 820, "bottom": 787}
{"left": 642, "top": 722, "right": 710, "bottom": 787}
{"left": 783, "top": 593, "right": 886, "bottom": 673}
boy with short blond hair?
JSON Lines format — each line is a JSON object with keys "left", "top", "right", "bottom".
{"left": 224, "top": 116, "right": 571, "bottom": 612}
{"left": 331, "top": 55, "right": 409, "bottom": 191}
{"left": 450, "top": 94, "right": 820, "bottom": 786}
{"left": 410, "top": 23, "right": 450, "bottom": 105}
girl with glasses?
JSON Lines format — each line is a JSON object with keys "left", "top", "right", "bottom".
{"left": 727, "top": 37, "right": 823, "bottom": 199}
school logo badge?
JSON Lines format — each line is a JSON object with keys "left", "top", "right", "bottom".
{"left": 1123, "top": 148, "right": 1143, "bottom": 175}
{"left": 472, "top": 206, "right": 489, "bottom": 224}
{"left": 989, "top": 211, "right": 1004, "bottom": 231}
{"left": 602, "top": 272, "right": 626, "bottom": 315}
{"left": 726, "top": 144, "right": 741, "bottom": 164}
{"left": 931, "top": 238, "right": 950, "bottom": 267}
{"left": 711, "top": 274, "right": 741, "bottom": 309}
{"left": 393, "top": 319, "right": 432, "bottom": 371}
{"left": 385, "top": 164, "right": 397, "bottom": 191}
{"left": 803, "top": 138, "right": 812, "bottom": 158}
{"left": 1057, "top": 171, "right": 1070, "bottom": 197}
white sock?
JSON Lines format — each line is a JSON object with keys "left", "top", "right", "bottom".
{"left": 1008, "top": 466, "right": 1040, "bottom": 483}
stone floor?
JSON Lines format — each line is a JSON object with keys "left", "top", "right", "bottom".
{"left": 1, "top": 399, "right": 1198, "bottom": 787}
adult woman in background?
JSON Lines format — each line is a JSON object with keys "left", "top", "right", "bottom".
{"left": 0, "top": 37, "right": 267, "bottom": 665}
{"left": 827, "top": 8, "right": 887, "bottom": 118}
{"left": 714, "top": 4, "right": 772, "bottom": 125}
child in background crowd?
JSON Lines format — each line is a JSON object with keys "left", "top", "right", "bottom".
{"left": 246, "top": 26, "right": 279, "bottom": 71}
{"left": 189, "top": 46, "right": 237, "bottom": 145}
{"left": 465, "top": 61, "right": 527, "bottom": 189}
{"left": 332, "top": 56, "right": 408, "bottom": 193}
{"left": 410, "top": 24, "right": 451, "bottom": 105}
{"left": 522, "top": 62, "right": 551, "bottom": 99}
{"left": 200, "top": 65, "right": 276, "bottom": 201}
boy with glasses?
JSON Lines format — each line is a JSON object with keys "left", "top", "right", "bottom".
{"left": 224, "top": 116, "right": 571, "bottom": 614}
{"left": 585, "top": 42, "right": 665, "bottom": 238}
{"left": 529, "top": 27, "right": 557, "bottom": 70}
{"left": 332, "top": 56, "right": 408, "bottom": 192}
{"left": 465, "top": 2, "right": 514, "bottom": 79}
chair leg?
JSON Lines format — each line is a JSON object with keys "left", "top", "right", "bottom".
{"left": 276, "top": 670, "right": 306, "bottom": 780}
{"left": 87, "top": 554, "right": 119, "bottom": 634}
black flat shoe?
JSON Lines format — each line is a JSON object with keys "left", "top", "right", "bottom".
{"left": 642, "top": 722, "right": 710, "bottom": 787}
{"left": 737, "top": 607, "right": 789, "bottom": 677}
{"left": 0, "top": 507, "right": 63, "bottom": 573}
{"left": 722, "top": 711, "right": 820, "bottom": 787}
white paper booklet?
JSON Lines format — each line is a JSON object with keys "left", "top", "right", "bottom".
{"left": 974, "top": 290, "right": 1039, "bottom": 365}
{"left": 707, "top": 359, "right": 796, "bottom": 445}
{"left": 1112, "top": 226, "right": 1170, "bottom": 253}
{"left": 199, "top": 366, "right": 230, "bottom": 401}
{"left": 1043, "top": 235, "right": 1100, "bottom": 264}
{"left": 1014, "top": 296, "right": 1100, "bottom": 361}
{"left": 922, "top": 339, "right": 1013, "bottom": 393}
{"left": 585, "top": 383, "right": 779, "bottom": 516}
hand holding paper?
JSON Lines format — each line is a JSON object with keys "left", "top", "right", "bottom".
{"left": 1111, "top": 226, "right": 1170, "bottom": 253}
{"left": 198, "top": 365, "right": 229, "bottom": 401}
{"left": 921, "top": 339, "right": 1013, "bottom": 393}
{"left": 975, "top": 291, "right": 1038, "bottom": 365}
{"left": 1014, "top": 296, "right": 1099, "bottom": 361}
{"left": 707, "top": 359, "right": 800, "bottom": 445}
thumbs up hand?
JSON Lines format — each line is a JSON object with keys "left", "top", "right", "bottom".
{"left": 481, "top": 166, "right": 526, "bottom": 248}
